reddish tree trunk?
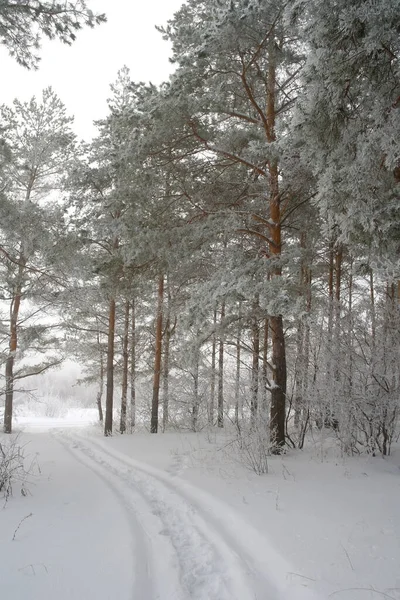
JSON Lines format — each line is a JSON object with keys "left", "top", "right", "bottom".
{"left": 266, "top": 36, "right": 286, "bottom": 451}
{"left": 261, "top": 317, "right": 269, "bottom": 418}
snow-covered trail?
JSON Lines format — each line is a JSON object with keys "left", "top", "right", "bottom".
{"left": 56, "top": 430, "right": 320, "bottom": 600}
{"left": 56, "top": 430, "right": 261, "bottom": 600}
{"left": 0, "top": 432, "right": 140, "bottom": 600}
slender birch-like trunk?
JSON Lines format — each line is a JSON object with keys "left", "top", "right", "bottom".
{"left": 209, "top": 306, "right": 217, "bottom": 426}
{"left": 120, "top": 300, "right": 130, "bottom": 433}
{"left": 104, "top": 297, "right": 116, "bottom": 436}
{"left": 235, "top": 305, "right": 242, "bottom": 426}
{"left": 151, "top": 275, "right": 164, "bottom": 433}
{"left": 162, "top": 278, "right": 171, "bottom": 432}
{"left": 261, "top": 318, "right": 269, "bottom": 419}
{"left": 217, "top": 300, "right": 225, "bottom": 428}
{"left": 192, "top": 348, "right": 200, "bottom": 432}
{"left": 251, "top": 298, "right": 260, "bottom": 426}
{"left": 96, "top": 336, "right": 104, "bottom": 423}
{"left": 130, "top": 298, "right": 136, "bottom": 433}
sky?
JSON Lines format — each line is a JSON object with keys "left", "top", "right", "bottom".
{"left": 0, "top": 0, "right": 184, "bottom": 140}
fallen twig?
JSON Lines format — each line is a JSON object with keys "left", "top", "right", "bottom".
{"left": 12, "top": 513, "right": 33, "bottom": 541}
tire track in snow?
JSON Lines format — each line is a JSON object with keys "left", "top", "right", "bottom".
{"left": 57, "top": 430, "right": 259, "bottom": 600}
{"left": 55, "top": 433, "right": 183, "bottom": 600}
{"left": 65, "top": 431, "right": 322, "bottom": 600}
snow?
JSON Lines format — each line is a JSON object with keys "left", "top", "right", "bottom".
{"left": 1, "top": 416, "right": 399, "bottom": 600}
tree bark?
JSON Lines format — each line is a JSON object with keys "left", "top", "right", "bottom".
{"left": 96, "top": 348, "right": 104, "bottom": 423}
{"left": 270, "top": 315, "right": 287, "bottom": 449}
{"left": 151, "top": 275, "right": 164, "bottom": 433}
{"left": 251, "top": 298, "right": 260, "bottom": 426}
{"left": 130, "top": 298, "right": 136, "bottom": 433}
{"left": 294, "top": 232, "right": 309, "bottom": 429}
{"left": 235, "top": 306, "right": 242, "bottom": 426}
{"left": 217, "top": 300, "right": 225, "bottom": 428}
{"left": 332, "top": 244, "right": 343, "bottom": 426}
{"left": 320, "top": 238, "right": 335, "bottom": 431}
{"left": 120, "top": 300, "right": 130, "bottom": 433}
{"left": 4, "top": 253, "right": 26, "bottom": 434}
{"left": 266, "top": 35, "right": 287, "bottom": 451}
{"left": 162, "top": 327, "right": 170, "bottom": 433}
{"left": 261, "top": 317, "right": 269, "bottom": 418}
{"left": 4, "top": 292, "right": 22, "bottom": 434}
{"left": 370, "top": 270, "right": 376, "bottom": 351}
{"left": 294, "top": 318, "right": 304, "bottom": 429}
{"left": 209, "top": 306, "right": 217, "bottom": 426}
{"left": 104, "top": 297, "right": 116, "bottom": 436}
{"left": 162, "top": 278, "right": 171, "bottom": 432}
{"left": 192, "top": 348, "right": 200, "bottom": 432}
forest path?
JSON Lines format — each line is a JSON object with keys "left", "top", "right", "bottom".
{"left": 56, "top": 430, "right": 265, "bottom": 600}
{"left": 56, "top": 430, "right": 318, "bottom": 600}
{"left": 0, "top": 431, "right": 141, "bottom": 600}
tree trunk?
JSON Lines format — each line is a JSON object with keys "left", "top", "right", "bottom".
{"left": 298, "top": 262, "right": 312, "bottom": 449}
{"left": 319, "top": 239, "right": 335, "bottom": 431}
{"left": 192, "top": 348, "right": 200, "bottom": 432}
{"left": 209, "top": 306, "right": 217, "bottom": 426}
{"left": 235, "top": 306, "right": 242, "bottom": 426}
{"left": 96, "top": 349, "right": 104, "bottom": 423}
{"left": 4, "top": 297, "right": 21, "bottom": 434}
{"left": 162, "top": 278, "right": 171, "bottom": 432}
{"left": 4, "top": 183, "right": 33, "bottom": 434}
{"left": 332, "top": 244, "right": 343, "bottom": 426}
{"left": 270, "top": 316, "right": 286, "bottom": 449}
{"left": 217, "top": 300, "right": 225, "bottom": 428}
{"left": 294, "top": 232, "right": 309, "bottom": 429}
{"left": 261, "top": 317, "right": 269, "bottom": 418}
{"left": 251, "top": 298, "right": 260, "bottom": 426}
{"left": 162, "top": 327, "right": 170, "bottom": 433}
{"left": 120, "top": 300, "right": 130, "bottom": 433}
{"left": 104, "top": 297, "right": 116, "bottom": 436}
{"left": 294, "top": 319, "right": 304, "bottom": 429}
{"left": 370, "top": 270, "right": 376, "bottom": 351}
{"left": 266, "top": 35, "right": 286, "bottom": 451}
{"left": 151, "top": 275, "right": 164, "bottom": 434}
{"left": 4, "top": 257, "right": 25, "bottom": 434}
{"left": 130, "top": 298, "right": 136, "bottom": 433}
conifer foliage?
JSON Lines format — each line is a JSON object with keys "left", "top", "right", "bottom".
{"left": 0, "top": 0, "right": 106, "bottom": 68}
{"left": 0, "top": 0, "right": 399, "bottom": 454}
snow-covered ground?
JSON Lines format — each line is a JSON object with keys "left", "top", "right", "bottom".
{"left": 1, "top": 414, "right": 399, "bottom": 600}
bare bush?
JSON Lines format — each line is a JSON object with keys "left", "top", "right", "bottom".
{"left": 0, "top": 436, "right": 34, "bottom": 501}
{"left": 234, "top": 421, "right": 269, "bottom": 475}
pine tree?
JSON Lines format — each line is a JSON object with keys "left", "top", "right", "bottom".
{"left": 0, "top": 88, "right": 75, "bottom": 433}
{"left": 0, "top": 0, "right": 106, "bottom": 69}
{"left": 154, "top": 0, "right": 306, "bottom": 449}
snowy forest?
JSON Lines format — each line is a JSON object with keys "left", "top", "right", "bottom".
{"left": 0, "top": 0, "right": 399, "bottom": 457}
{"left": 0, "top": 3, "right": 400, "bottom": 600}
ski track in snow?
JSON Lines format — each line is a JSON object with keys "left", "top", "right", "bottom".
{"left": 54, "top": 430, "right": 321, "bottom": 600}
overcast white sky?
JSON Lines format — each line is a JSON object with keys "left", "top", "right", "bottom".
{"left": 0, "top": 0, "right": 184, "bottom": 139}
